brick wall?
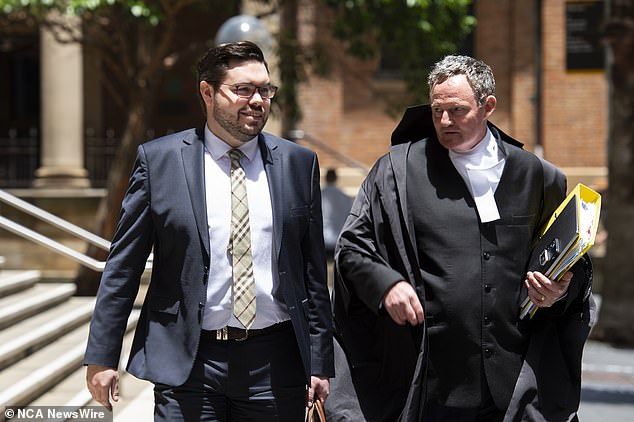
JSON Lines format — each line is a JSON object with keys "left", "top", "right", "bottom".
{"left": 476, "top": 0, "right": 607, "bottom": 171}
{"left": 295, "top": 0, "right": 607, "bottom": 183}
{"left": 476, "top": 0, "right": 514, "bottom": 132}
{"left": 541, "top": 0, "right": 607, "bottom": 168}
{"left": 295, "top": 0, "right": 401, "bottom": 170}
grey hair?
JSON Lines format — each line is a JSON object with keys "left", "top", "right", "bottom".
{"left": 428, "top": 55, "right": 496, "bottom": 105}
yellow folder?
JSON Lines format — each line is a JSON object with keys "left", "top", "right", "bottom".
{"left": 520, "top": 183, "right": 601, "bottom": 319}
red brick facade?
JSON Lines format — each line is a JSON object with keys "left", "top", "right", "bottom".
{"left": 295, "top": 0, "right": 608, "bottom": 188}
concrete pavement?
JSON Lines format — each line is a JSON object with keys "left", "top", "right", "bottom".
{"left": 108, "top": 338, "right": 634, "bottom": 421}
{"left": 578, "top": 340, "right": 634, "bottom": 421}
{"left": 577, "top": 295, "right": 634, "bottom": 421}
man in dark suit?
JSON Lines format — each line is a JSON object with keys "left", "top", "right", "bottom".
{"left": 329, "top": 55, "right": 594, "bottom": 421}
{"left": 84, "top": 41, "right": 334, "bottom": 421}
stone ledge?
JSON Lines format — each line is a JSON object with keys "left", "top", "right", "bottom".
{"left": 5, "top": 188, "right": 106, "bottom": 199}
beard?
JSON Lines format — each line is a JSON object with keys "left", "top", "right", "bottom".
{"left": 212, "top": 102, "right": 268, "bottom": 143}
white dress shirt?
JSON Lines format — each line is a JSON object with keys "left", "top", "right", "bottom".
{"left": 202, "top": 125, "right": 289, "bottom": 329}
{"left": 448, "top": 128, "right": 506, "bottom": 223}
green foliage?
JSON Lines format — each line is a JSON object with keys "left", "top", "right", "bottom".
{"left": 0, "top": 0, "right": 475, "bottom": 118}
{"left": 0, "top": 0, "right": 162, "bottom": 26}
{"left": 325, "top": 0, "right": 475, "bottom": 103}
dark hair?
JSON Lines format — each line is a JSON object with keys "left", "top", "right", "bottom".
{"left": 197, "top": 41, "right": 269, "bottom": 90}
{"left": 325, "top": 168, "right": 337, "bottom": 184}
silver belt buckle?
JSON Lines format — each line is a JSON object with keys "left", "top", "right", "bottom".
{"left": 216, "top": 327, "right": 228, "bottom": 341}
{"left": 215, "top": 326, "right": 249, "bottom": 341}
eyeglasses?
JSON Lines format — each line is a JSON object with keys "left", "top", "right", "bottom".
{"left": 220, "top": 83, "right": 278, "bottom": 99}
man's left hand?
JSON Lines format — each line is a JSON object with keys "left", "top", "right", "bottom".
{"left": 525, "top": 270, "right": 572, "bottom": 308}
{"left": 307, "top": 375, "right": 329, "bottom": 408}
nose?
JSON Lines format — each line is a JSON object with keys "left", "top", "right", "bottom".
{"left": 440, "top": 110, "right": 452, "bottom": 126}
{"left": 249, "top": 89, "right": 264, "bottom": 104}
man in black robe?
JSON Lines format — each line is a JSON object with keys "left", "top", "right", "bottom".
{"left": 328, "top": 55, "right": 595, "bottom": 422}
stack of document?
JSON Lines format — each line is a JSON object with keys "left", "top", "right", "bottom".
{"left": 520, "top": 183, "right": 601, "bottom": 319}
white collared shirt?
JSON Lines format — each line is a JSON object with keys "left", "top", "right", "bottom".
{"left": 448, "top": 128, "right": 506, "bottom": 223}
{"left": 202, "top": 125, "right": 288, "bottom": 329}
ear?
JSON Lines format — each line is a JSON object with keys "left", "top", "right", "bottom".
{"left": 483, "top": 95, "right": 496, "bottom": 119}
{"left": 199, "top": 81, "right": 214, "bottom": 108}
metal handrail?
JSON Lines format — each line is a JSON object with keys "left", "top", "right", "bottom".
{"left": 0, "top": 189, "right": 110, "bottom": 251}
{"left": 288, "top": 130, "right": 370, "bottom": 173}
{"left": 0, "top": 216, "right": 106, "bottom": 272}
{"left": 0, "top": 188, "right": 152, "bottom": 272}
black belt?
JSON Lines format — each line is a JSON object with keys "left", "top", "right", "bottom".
{"left": 201, "top": 321, "right": 292, "bottom": 342}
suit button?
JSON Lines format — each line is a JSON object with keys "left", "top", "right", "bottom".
{"left": 483, "top": 251, "right": 491, "bottom": 260}
{"left": 484, "top": 316, "right": 490, "bottom": 325}
{"left": 484, "top": 284, "right": 492, "bottom": 293}
{"left": 484, "top": 348, "right": 493, "bottom": 358}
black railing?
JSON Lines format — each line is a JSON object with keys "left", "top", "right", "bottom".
{"left": 0, "top": 129, "right": 39, "bottom": 188}
{"left": 0, "top": 128, "right": 120, "bottom": 188}
{"left": 85, "top": 129, "right": 119, "bottom": 188}
{"left": 288, "top": 130, "right": 369, "bottom": 173}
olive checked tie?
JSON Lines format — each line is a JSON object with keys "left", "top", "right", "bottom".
{"left": 227, "top": 149, "right": 256, "bottom": 329}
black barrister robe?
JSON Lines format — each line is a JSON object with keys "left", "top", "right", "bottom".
{"left": 328, "top": 105, "right": 596, "bottom": 422}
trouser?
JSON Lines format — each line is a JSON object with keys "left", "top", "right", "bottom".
{"left": 153, "top": 323, "right": 306, "bottom": 421}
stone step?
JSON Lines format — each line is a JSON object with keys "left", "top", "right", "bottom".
{"left": 84, "top": 318, "right": 152, "bottom": 418}
{"left": 31, "top": 315, "right": 142, "bottom": 413}
{"left": 61, "top": 370, "right": 154, "bottom": 422}
{"left": 0, "top": 310, "right": 139, "bottom": 410}
{"left": 0, "top": 297, "right": 95, "bottom": 370}
{"left": 29, "top": 367, "right": 91, "bottom": 409}
{"left": 0, "top": 283, "right": 76, "bottom": 330}
{"left": 112, "top": 382, "right": 154, "bottom": 422}
{"left": 0, "top": 325, "right": 90, "bottom": 410}
{"left": 0, "top": 270, "right": 40, "bottom": 297}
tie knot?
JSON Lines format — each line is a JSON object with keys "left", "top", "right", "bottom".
{"left": 228, "top": 149, "right": 244, "bottom": 167}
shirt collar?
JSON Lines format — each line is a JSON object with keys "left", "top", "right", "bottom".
{"left": 448, "top": 128, "right": 505, "bottom": 165}
{"left": 451, "top": 127, "right": 494, "bottom": 156}
{"left": 204, "top": 124, "right": 259, "bottom": 162}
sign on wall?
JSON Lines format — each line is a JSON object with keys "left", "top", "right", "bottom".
{"left": 565, "top": 0, "right": 605, "bottom": 70}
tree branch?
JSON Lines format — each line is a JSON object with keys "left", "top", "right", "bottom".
{"left": 139, "top": 1, "right": 184, "bottom": 83}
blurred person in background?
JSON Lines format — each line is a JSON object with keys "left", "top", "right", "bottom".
{"left": 322, "top": 168, "right": 353, "bottom": 261}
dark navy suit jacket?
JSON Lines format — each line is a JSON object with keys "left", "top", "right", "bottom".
{"left": 84, "top": 127, "right": 335, "bottom": 386}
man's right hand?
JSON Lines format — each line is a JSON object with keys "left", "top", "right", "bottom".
{"left": 86, "top": 364, "right": 119, "bottom": 411}
{"left": 383, "top": 281, "right": 424, "bottom": 326}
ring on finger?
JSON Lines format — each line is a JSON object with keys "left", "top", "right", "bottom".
{"left": 540, "top": 295, "right": 545, "bottom": 302}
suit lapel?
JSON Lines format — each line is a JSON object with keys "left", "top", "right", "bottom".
{"left": 258, "top": 134, "right": 283, "bottom": 260}
{"left": 181, "top": 127, "right": 210, "bottom": 260}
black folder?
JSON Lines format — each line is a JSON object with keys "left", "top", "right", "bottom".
{"left": 526, "top": 198, "right": 578, "bottom": 275}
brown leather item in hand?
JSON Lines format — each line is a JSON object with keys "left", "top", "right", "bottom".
{"left": 306, "top": 400, "right": 326, "bottom": 422}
